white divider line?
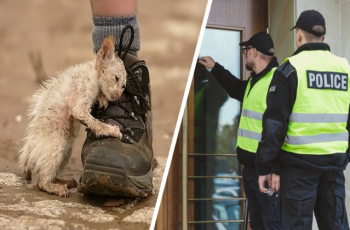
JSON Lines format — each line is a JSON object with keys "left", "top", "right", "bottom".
{"left": 149, "top": 0, "right": 213, "bottom": 229}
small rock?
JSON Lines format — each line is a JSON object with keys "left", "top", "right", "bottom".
{"left": 15, "top": 115, "right": 22, "bottom": 123}
{"left": 162, "top": 134, "right": 170, "bottom": 139}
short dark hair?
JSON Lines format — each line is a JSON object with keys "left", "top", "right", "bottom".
{"left": 258, "top": 51, "right": 273, "bottom": 61}
{"left": 299, "top": 26, "right": 325, "bottom": 42}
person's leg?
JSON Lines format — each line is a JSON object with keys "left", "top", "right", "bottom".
{"left": 90, "top": 0, "right": 136, "bottom": 16}
{"left": 78, "top": 0, "right": 153, "bottom": 197}
{"left": 280, "top": 165, "right": 319, "bottom": 230}
{"left": 314, "top": 170, "right": 349, "bottom": 230}
{"left": 90, "top": 0, "right": 139, "bottom": 55}
{"left": 242, "top": 166, "right": 265, "bottom": 230}
{"left": 259, "top": 184, "right": 282, "bottom": 229}
{"left": 243, "top": 166, "right": 282, "bottom": 230}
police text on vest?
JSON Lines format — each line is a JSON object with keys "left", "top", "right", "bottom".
{"left": 307, "top": 70, "right": 348, "bottom": 91}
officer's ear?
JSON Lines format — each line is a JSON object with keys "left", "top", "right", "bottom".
{"left": 320, "top": 35, "right": 325, "bottom": 42}
{"left": 296, "top": 30, "right": 301, "bottom": 42}
{"left": 253, "top": 48, "right": 258, "bottom": 58}
{"left": 296, "top": 29, "right": 303, "bottom": 47}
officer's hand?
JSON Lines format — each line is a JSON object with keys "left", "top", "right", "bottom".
{"left": 270, "top": 173, "right": 280, "bottom": 192}
{"left": 198, "top": 56, "right": 215, "bottom": 69}
{"left": 258, "top": 174, "right": 271, "bottom": 194}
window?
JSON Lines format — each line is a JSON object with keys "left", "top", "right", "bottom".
{"left": 188, "top": 27, "right": 243, "bottom": 230}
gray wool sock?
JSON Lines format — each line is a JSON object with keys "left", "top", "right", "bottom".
{"left": 92, "top": 14, "right": 140, "bottom": 55}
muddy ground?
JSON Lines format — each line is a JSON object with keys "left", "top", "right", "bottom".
{"left": 0, "top": 0, "right": 207, "bottom": 229}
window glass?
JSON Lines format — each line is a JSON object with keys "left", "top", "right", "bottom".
{"left": 192, "top": 28, "right": 242, "bottom": 230}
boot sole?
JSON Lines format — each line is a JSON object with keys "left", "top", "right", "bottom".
{"left": 77, "top": 162, "right": 153, "bottom": 197}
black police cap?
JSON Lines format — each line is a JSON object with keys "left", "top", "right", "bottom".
{"left": 239, "top": 31, "right": 275, "bottom": 56}
{"left": 290, "top": 10, "right": 326, "bottom": 37}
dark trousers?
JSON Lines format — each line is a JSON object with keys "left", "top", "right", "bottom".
{"left": 243, "top": 166, "right": 282, "bottom": 230}
{"left": 280, "top": 165, "right": 349, "bottom": 230}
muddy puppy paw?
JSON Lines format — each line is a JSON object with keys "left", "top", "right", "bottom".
{"left": 54, "top": 184, "right": 69, "bottom": 197}
{"left": 55, "top": 177, "right": 78, "bottom": 189}
{"left": 37, "top": 180, "right": 70, "bottom": 197}
{"left": 97, "top": 95, "right": 109, "bottom": 109}
{"left": 109, "top": 125, "right": 123, "bottom": 139}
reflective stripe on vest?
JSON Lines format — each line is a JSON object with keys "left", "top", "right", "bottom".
{"left": 290, "top": 113, "right": 348, "bottom": 123}
{"left": 236, "top": 67, "right": 277, "bottom": 153}
{"left": 285, "top": 132, "right": 348, "bottom": 145}
{"left": 238, "top": 128, "right": 262, "bottom": 141}
{"left": 282, "top": 50, "right": 350, "bottom": 155}
{"left": 241, "top": 109, "right": 263, "bottom": 121}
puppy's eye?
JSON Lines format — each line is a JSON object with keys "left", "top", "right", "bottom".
{"left": 115, "top": 75, "right": 119, "bottom": 82}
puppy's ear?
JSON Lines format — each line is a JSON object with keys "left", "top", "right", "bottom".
{"left": 96, "top": 36, "right": 115, "bottom": 71}
{"left": 100, "top": 36, "right": 115, "bottom": 61}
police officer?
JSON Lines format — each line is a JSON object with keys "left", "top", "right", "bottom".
{"left": 200, "top": 32, "right": 282, "bottom": 230}
{"left": 257, "top": 10, "right": 350, "bottom": 230}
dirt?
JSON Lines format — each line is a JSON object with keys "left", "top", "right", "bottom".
{"left": 0, "top": 0, "right": 207, "bottom": 229}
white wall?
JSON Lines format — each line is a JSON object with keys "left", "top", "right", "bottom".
{"left": 341, "top": 0, "right": 350, "bottom": 61}
{"left": 296, "top": 0, "right": 341, "bottom": 55}
{"left": 269, "top": 0, "right": 295, "bottom": 62}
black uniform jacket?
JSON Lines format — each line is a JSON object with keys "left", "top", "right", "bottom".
{"left": 211, "top": 57, "right": 279, "bottom": 172}
{"left": 256, "top": 43, "right": 350, "bottom": 175}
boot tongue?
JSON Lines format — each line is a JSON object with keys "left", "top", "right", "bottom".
{"left": 97, "top": 94, "right": 127, "bottom": 128}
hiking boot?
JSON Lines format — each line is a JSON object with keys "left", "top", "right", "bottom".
{"left": 77, "top": 51, "right": 153, "bottom": 197}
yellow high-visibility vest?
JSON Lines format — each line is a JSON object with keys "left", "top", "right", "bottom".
{"left": 282, "top": 50, "right": 350, "bottom": 155}
{"left": 237, "top": 68, "right": 277, "bottom": 153}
